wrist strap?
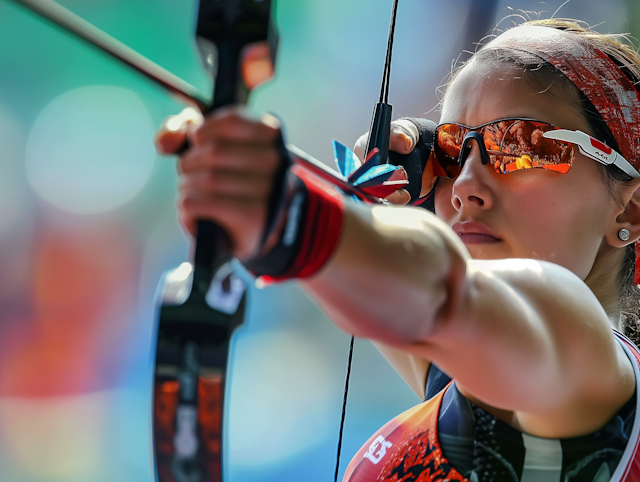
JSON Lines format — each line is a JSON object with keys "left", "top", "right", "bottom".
{"left": 243, "top": 172, "right": 307, "bottom": 277}
{"left": 246, "top": 165, "right": 345, "bottom": 281}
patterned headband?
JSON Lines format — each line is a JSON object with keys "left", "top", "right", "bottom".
{"left": 486, "top": 26, "right": 640, "bottom": 169}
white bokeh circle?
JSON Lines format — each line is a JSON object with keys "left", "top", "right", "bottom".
{"left": 26, "top": 85, "right": 156, "bottom": 214}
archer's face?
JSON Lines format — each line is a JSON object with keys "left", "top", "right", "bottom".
{"left": 434, "top": 60, "right": 622, "bottom": 280}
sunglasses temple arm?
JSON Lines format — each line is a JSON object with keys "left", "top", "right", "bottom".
{"left": 611, "top": 152, "right": 640, "bottom": 178}
{"left": 458, "top": 132, "right": 491, "bottom": 167}
{"left": 577, "top": 145, "right": 640, "bottom": 179}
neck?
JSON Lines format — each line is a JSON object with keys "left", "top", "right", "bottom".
{"left": 584, "top": 242, "right": 625, "bottom": 331}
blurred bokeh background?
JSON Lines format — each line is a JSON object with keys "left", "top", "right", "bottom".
{"left": 0, "top": 0, "right": 637, "bottom": 480}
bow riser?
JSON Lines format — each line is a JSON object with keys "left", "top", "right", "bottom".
{"left": 152, "top": 2, "right": 276, "bottom": 482}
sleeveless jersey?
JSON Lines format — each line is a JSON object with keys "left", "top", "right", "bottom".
{"left": 342, "top": 332, "right": 640, "bottom": 482}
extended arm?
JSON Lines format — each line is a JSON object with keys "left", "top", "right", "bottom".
{"left": 158, "top": 109, "right": 634, "bottom": 439}
{"left": 304, "top": 202, "right": 635, "bottom": 438}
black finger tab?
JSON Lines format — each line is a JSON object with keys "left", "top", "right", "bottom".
{"left": 388, "top": 117, "right": 436, "bottom": 203}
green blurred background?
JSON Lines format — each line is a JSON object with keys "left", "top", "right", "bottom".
{"left": 0, "top": 0, "right": 636, "bottom": 480}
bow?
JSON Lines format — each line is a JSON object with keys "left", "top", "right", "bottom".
{"left": 5, "top": 0, "right": 409, "bottom": 480}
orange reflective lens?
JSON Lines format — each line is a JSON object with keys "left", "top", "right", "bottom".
{"left": 434, "top": 119, "right": 575, "bottom": 178}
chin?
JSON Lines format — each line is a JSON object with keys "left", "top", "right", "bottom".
{"left": 464, "top": 243, "right": 510, "bottom": 260}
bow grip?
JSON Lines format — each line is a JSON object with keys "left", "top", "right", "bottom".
{"left": 189, "top": 0, "right": 277, "bottom": 284}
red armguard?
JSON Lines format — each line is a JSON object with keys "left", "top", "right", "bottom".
{"left": 264, "top": 165, "right": 345, "bottom": 281}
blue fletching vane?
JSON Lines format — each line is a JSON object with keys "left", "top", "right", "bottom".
{"left": 353, "top": 164, "right": 397, "bottom": 186}
{"left": 347, "top": 150, "right": 382, "bottom": 182}
{"left": 333, "top": 140, "right": 361, "bottom": 177}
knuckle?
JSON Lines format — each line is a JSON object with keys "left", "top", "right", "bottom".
{"left": 191, "top": 123, "right": 207, "bottom": 145}
{"left": 191, "top": 119, "right": 218, "bottom": 146}
{"left": 215, "top": 108, "right": 244, "bottom": 129}
{"left": 177, "top": 194, "right": 190, "bottom": 212}
{"left": 203, "top": 171, "right": 218, "bottom": 191}
{"left": 200, "top": 142, "right": 220, "bottom": 167}
{"left": 177, "top": 157, "right": 186, "bottom": 174}
{"left": 179, "top": 193, "right": 202, "bottom": 212}
{"left": 392, "top": 119, "right": 419, "bottom": 140}
{"left": 263, "top": 149, "right": 281, "bottom": 171}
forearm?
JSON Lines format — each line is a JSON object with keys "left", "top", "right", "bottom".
{"left": 302, "top": 201, "right": 470, "bottom": 346}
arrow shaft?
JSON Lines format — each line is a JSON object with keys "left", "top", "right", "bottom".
{"left": 8, "top": 0, "right": 209, "bottom": 110}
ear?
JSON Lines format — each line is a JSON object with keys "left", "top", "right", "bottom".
{"left": 606, "top": 183, "right": 640, "bottom": 247}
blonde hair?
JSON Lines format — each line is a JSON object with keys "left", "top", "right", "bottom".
{"left": 439, "top": 18, "right": 640, "bottom": 106}
{"left": 524, "top": 19, "right": 640, "bottom": 81}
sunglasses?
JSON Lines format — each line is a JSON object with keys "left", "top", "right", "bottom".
{"left": 432, "top": 118, "right": 639, "bottom": 180}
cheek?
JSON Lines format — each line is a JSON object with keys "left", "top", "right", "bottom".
{"left": 434, "top": 178, "right": 456, "bottom": 222}
{"left": 500, "top": 178, "right": 611, "bottom": 275}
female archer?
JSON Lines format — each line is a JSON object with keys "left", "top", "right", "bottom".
{"left": 156, "top": 18, "right": 640, "bottom": 482}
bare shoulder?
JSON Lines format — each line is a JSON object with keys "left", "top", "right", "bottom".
{"left": 460, "top": 258, "right": 636, "bottom": 438}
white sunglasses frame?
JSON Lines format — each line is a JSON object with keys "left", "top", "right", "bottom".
{"left": 543, "top": 129, "right": 640, "bottom": 179}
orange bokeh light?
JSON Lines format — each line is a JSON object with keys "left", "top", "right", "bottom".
{"left": 0, "top": 223, "right": 138, "bottom": 397}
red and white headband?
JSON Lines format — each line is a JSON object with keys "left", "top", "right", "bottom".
{"left": 487, "top": 26, "right": 640, "bottom": 169}
{"left": 488, "top": 26, "right": 640, "bottom": 284}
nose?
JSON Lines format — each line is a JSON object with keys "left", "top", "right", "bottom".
{"left": 451, "top": 133, "right": 494, "bottom": 211}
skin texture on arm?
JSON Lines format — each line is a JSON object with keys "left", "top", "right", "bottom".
{"left": 434, "top": 257, "right": 633, "bottom": 437}
{"left": 304, "top": 202, "right": 468, "bottom": 346}
{"left": 350, "top": 121, "right": 439, "bottom": 401}
{"left": 303, "top": 202, "right": 634, "bottom": 439}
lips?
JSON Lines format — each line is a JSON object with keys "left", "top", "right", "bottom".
{"left": 452, "top": 221, "right": 502, "bottom": 244}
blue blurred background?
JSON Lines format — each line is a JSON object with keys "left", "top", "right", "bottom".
{"left": 0, "top": 0, "right": 636, "bottom": 480}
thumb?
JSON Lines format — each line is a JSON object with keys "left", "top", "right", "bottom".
{"left": 353, "top": 132, "right": 369, "bottom": 162}
{"left": 154, "top": 107, "right": 204, "bottom": 155}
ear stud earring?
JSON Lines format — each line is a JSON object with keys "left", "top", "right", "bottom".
{"left": 618, "top": 228, "right": 631, "bottom": 241}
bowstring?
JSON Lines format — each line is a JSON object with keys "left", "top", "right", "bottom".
{"left": 378, "top": 0, "right": 400, "bottom": 104}
{"left": 334, "top": 1, "right": 400, "bottom": 480}
{"left": 334, "top": 335, "right": 355, "bottom": 482}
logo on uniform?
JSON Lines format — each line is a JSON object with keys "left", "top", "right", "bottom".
{"left": 364, "top": 435, "right": 393, "bottom": 464}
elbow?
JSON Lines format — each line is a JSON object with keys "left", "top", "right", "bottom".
{"left": 305, "top": 204, "right": 471, "bottom": 346}
{"left": 366, "top": 251, "right": 469, "bottom": 347}
{"left": 414, "top": 248, "right": 469, "bottom": 344}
